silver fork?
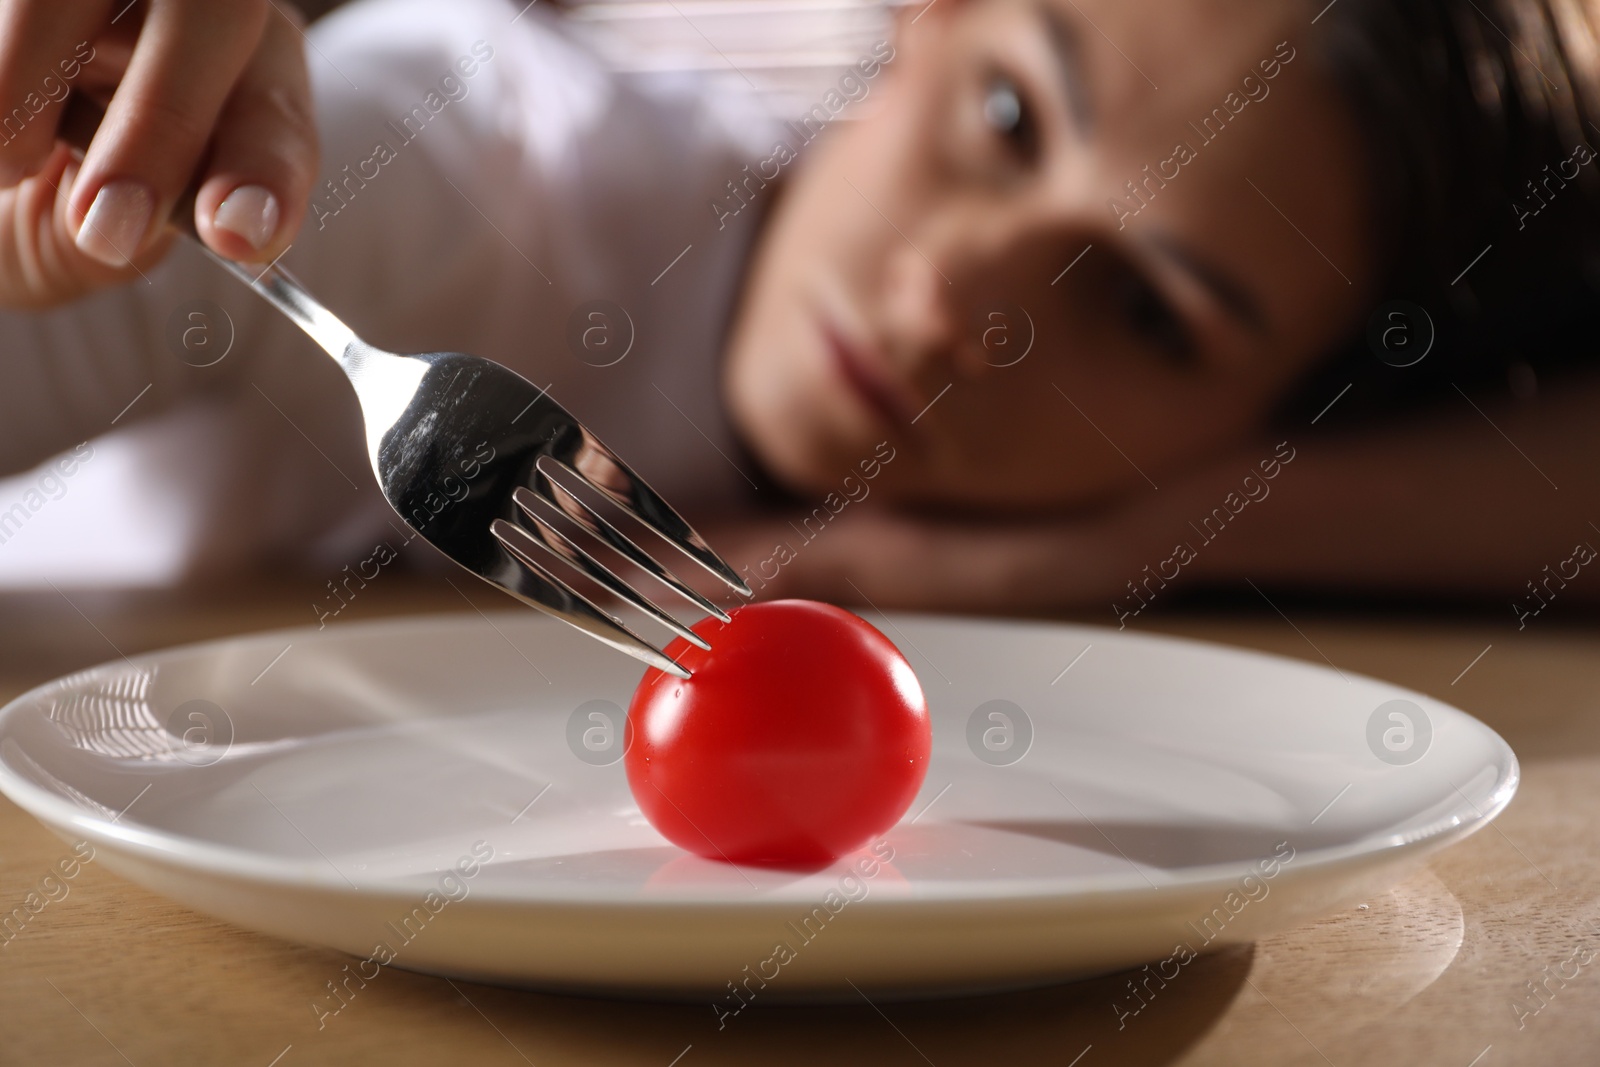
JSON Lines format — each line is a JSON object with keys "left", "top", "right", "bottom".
{"left": 63, "top": 98, "right": 751, "bottom": 678}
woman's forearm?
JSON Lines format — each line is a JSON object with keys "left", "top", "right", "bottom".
{"left": 1164, "top": 375, "right": 1600, "bottom": 605}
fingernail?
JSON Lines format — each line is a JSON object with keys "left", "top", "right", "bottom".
{"left": 213, "top": 184, "right": 279, "bottom": 252}
{"left": 75, "top": 180, "right": 153, "bottom": 267}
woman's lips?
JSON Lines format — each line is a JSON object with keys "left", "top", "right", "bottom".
{"left": 820, "top": 320, "right": 918, "bottom": 429}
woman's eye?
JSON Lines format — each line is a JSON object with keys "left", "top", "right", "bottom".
{"left": 981, "top": 76, "right": 1036, "bottom": 158}
{"left": 1120, "top": 276, "right": 1195, "bottom": 365}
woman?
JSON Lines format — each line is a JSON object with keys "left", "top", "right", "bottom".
{"left": 0, "top": 0, "right": 1594, "bottom": 627}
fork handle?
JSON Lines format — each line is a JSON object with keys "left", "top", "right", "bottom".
{"left": 58, "top": 93, "right": 359, "bottom": 363}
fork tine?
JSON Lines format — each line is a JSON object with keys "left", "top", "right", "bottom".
{"left": 516, "top": 481, "right": 733, "bottom": 624}
{"left": 510, "top": 496, "right": 711, "bottom": 650}
{"left": 539, "top": 446, "right": 753, "bottom": 598}
{"left": 490, "top": 519, "right": 691, "bottom": 678}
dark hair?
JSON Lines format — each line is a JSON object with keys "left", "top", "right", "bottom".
{"left": 1275, "top": 0, "right": 1600, "bottom": 424}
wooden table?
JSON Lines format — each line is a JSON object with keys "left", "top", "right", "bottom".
{"left": 1, "top": 576, "right": 1596, "bottom": 1066}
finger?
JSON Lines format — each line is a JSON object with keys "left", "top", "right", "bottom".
{"left": 47, "top": 148, "right": 174, "bottom": 288}
{"left": 0, "top": 146, "right": 171, "bottom": 308}
{"left": 69, "top": 0, "right": 269, "bottom": 267}
{"left": 0, "top": 144, "right": 77, "bottom": 304}
{"left": 764, "top": 514, "right": 1072, "bottom": 612}
{"left": 0, "top": 0, "right": 111, "bottom": 185}
{"left": 192, "top": 6, "right": 317, "bottom": 262}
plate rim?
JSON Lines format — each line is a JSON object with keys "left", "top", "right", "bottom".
{"left": 0, "top": 608, "right": 1520, "bottom": 908}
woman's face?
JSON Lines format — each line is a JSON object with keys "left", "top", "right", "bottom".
{"left": 722, "top": 0, "right": 1374, "bottom": 509}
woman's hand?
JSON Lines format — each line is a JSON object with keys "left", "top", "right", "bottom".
{"left": 717, "top": 374, "right": 1600, "bottom": 622}
{"left": 704, "top": 506, "right": 1143, "bottom": 615}
{"left": 0, "top": 0, "right": 318, "bottom": 308}
{"left": 702, "top": 439, "right": 1291, "bottom": 618}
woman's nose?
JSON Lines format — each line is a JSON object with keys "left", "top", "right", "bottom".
{"left": 880, "top": 238, "right": 961, "bottom": 378}
{"left": 881, "top": 204, "right": 1077, "bottom": 380}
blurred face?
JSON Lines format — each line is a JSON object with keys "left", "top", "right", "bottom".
{"left": 722, "top": 0, "right": 1374, "bottom": 509}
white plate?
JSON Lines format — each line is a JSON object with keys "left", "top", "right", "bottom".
{"left": 0, "top": 611, "right": 1516, "bottom": 1001}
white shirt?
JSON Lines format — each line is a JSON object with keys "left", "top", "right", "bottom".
{"left": 0, "top": 0, "right": 777, "bottom": 585}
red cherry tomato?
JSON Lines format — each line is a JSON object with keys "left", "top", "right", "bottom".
{"left": 625, "top": 599, "right": 930, "bottom": 868}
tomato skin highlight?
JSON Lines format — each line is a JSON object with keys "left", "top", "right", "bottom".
{"left": 624, "top": 599, "right": 931, "bottom": 868}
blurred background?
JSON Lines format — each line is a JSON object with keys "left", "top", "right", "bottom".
{"left": 0, "top": 0, "right": 902, "bottom": 589}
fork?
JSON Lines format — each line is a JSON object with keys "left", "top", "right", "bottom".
{"left": 61, "top": 97, "right": 750, "bottom": 678}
